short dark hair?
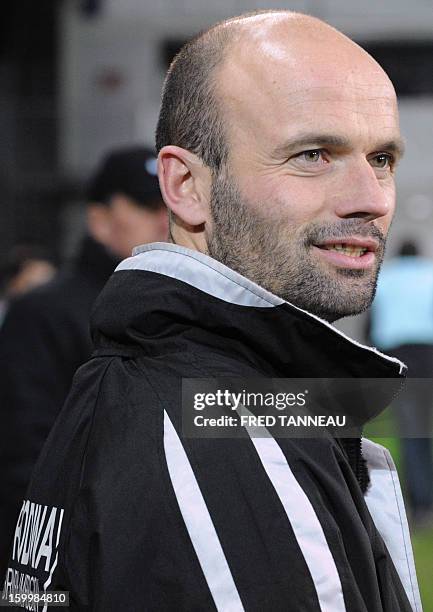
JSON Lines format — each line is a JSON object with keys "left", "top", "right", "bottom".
{"left": 156, "top": 25, "right": 234, "bottom": 173}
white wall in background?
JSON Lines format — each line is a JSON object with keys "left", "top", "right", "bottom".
{"left": 101, "top": 0, "right": 433, "bottom": 39}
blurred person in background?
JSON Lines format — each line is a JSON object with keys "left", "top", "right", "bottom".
{"left": 0, "top": 146, "right": 168, "bottom": 577}
{"left": 369, "top": 239, "right": 433, "bottom": 526}
{"left": 0, "top": 245, "right": 56, "bottom": 326}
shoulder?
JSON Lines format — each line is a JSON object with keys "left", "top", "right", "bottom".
{"left": 77, "top": 355, "right": 163, "bottom": 451}
{"left": 362, "top": 438, "right": 395, "bottom": 471}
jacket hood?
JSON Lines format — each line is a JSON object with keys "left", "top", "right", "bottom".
{"left": 91, "top": 243, "right": 405, "bottom": 380}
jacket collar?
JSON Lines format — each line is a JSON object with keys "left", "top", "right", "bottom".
{"left": 90, "top": 242, "right": 407, "bottom": 427}
{"left": 111, "top": 242, "right": 405, "bottom": 377}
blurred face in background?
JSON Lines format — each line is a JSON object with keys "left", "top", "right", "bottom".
{"left": 6, "top": 260, "right": 56, "bottom": 298}
{"left": 205, "top": 15, "right": 403, "bottom": 320}
{"left": 88, "top": 194, "right": 169, "bottom": 259}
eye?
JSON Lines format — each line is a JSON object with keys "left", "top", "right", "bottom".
{"left": 369, "top": 152, "right": 394, "bottom": 170}
{"left": 288, "top": 149, "right": 329, "bottom": 173}
{"left": 294, "top": 149, "right": 327, "bottom": 164}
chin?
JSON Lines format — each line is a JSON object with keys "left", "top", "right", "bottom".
{"left": 328, "top": 298, "right": 373, "bottom": 320}
{"left": 301, "top": 289, "right": 375, "bottom": 322}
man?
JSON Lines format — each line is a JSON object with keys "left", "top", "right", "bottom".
{"left": 2, "top": 12, "right": 421, "bottom": 611}
{"left": 0, "top": 147, "right": 167, "bottom": 577}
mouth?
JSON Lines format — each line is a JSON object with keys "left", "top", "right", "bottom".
{"left": 312, "top": 237, "right": 378, "bottom": 270}
{"left": 321, "top": 244, "right": 368, "bottom": 257}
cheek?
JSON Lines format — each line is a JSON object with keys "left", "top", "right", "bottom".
{"left": 241, "top": 174, "right": 328, "bottom": 225}
{"left": 108, "top": 215, "right": 142, "bottom": 255}
{"left": 126, "top": 213, "right": 168, "bottom": 245}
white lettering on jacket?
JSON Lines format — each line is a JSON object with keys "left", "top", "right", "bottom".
{"left": 12, "top": 500, "right": 64, "bottom": 573}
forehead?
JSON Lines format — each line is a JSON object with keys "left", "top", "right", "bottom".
{"left": 217, "top": 36, "right": 400, "bottom": 154}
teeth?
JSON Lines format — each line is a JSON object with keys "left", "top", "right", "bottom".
{"left": 323, "top": 244, "right": 368, "bottom": 257}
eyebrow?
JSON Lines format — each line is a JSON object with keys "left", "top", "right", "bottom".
{"left": 272, "top": 132, "right": 406, "bottom": 160}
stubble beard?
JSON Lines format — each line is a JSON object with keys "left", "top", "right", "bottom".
{"left": 206, "top": 171, "right": 387, "bottom": 322}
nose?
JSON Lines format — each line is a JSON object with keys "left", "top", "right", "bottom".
{"left": 334, "top": 160, "right": 393, "bottom": 222}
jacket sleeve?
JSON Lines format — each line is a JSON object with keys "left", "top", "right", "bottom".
{"left": 0, "top": 294, "right": 89, "bottom": 577}
{"left": 1, "top": 357, "right": 118, "bottom": 610}
{"left": 1, "top": 357, "right": 162, "bottom": 611}
{"left": 59, "top": 360, "right": 163, "bottom": 611}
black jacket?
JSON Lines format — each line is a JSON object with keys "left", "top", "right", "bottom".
{"left": 1, "top": 243, "right": 421, "bottom": 611}
{"left": 0, "top": 236, "right": 118, "bottom": 576}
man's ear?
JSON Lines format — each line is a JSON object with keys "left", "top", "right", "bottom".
{"left": 157, "top": 146, "right": 211, "bottom": 227}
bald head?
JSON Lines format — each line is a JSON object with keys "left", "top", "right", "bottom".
{"left": 219, "top": 11, "right": 392, "bottom": 88}
{"left": 156, "top": 10, "right": 397, "bottom": 173}
{"left": 215, "top": 13, "right": 397, "bottom": 166}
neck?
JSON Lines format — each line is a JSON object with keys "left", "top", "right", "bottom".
{"left": 169, "top": 222, "right": 208, "bottom": 253}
